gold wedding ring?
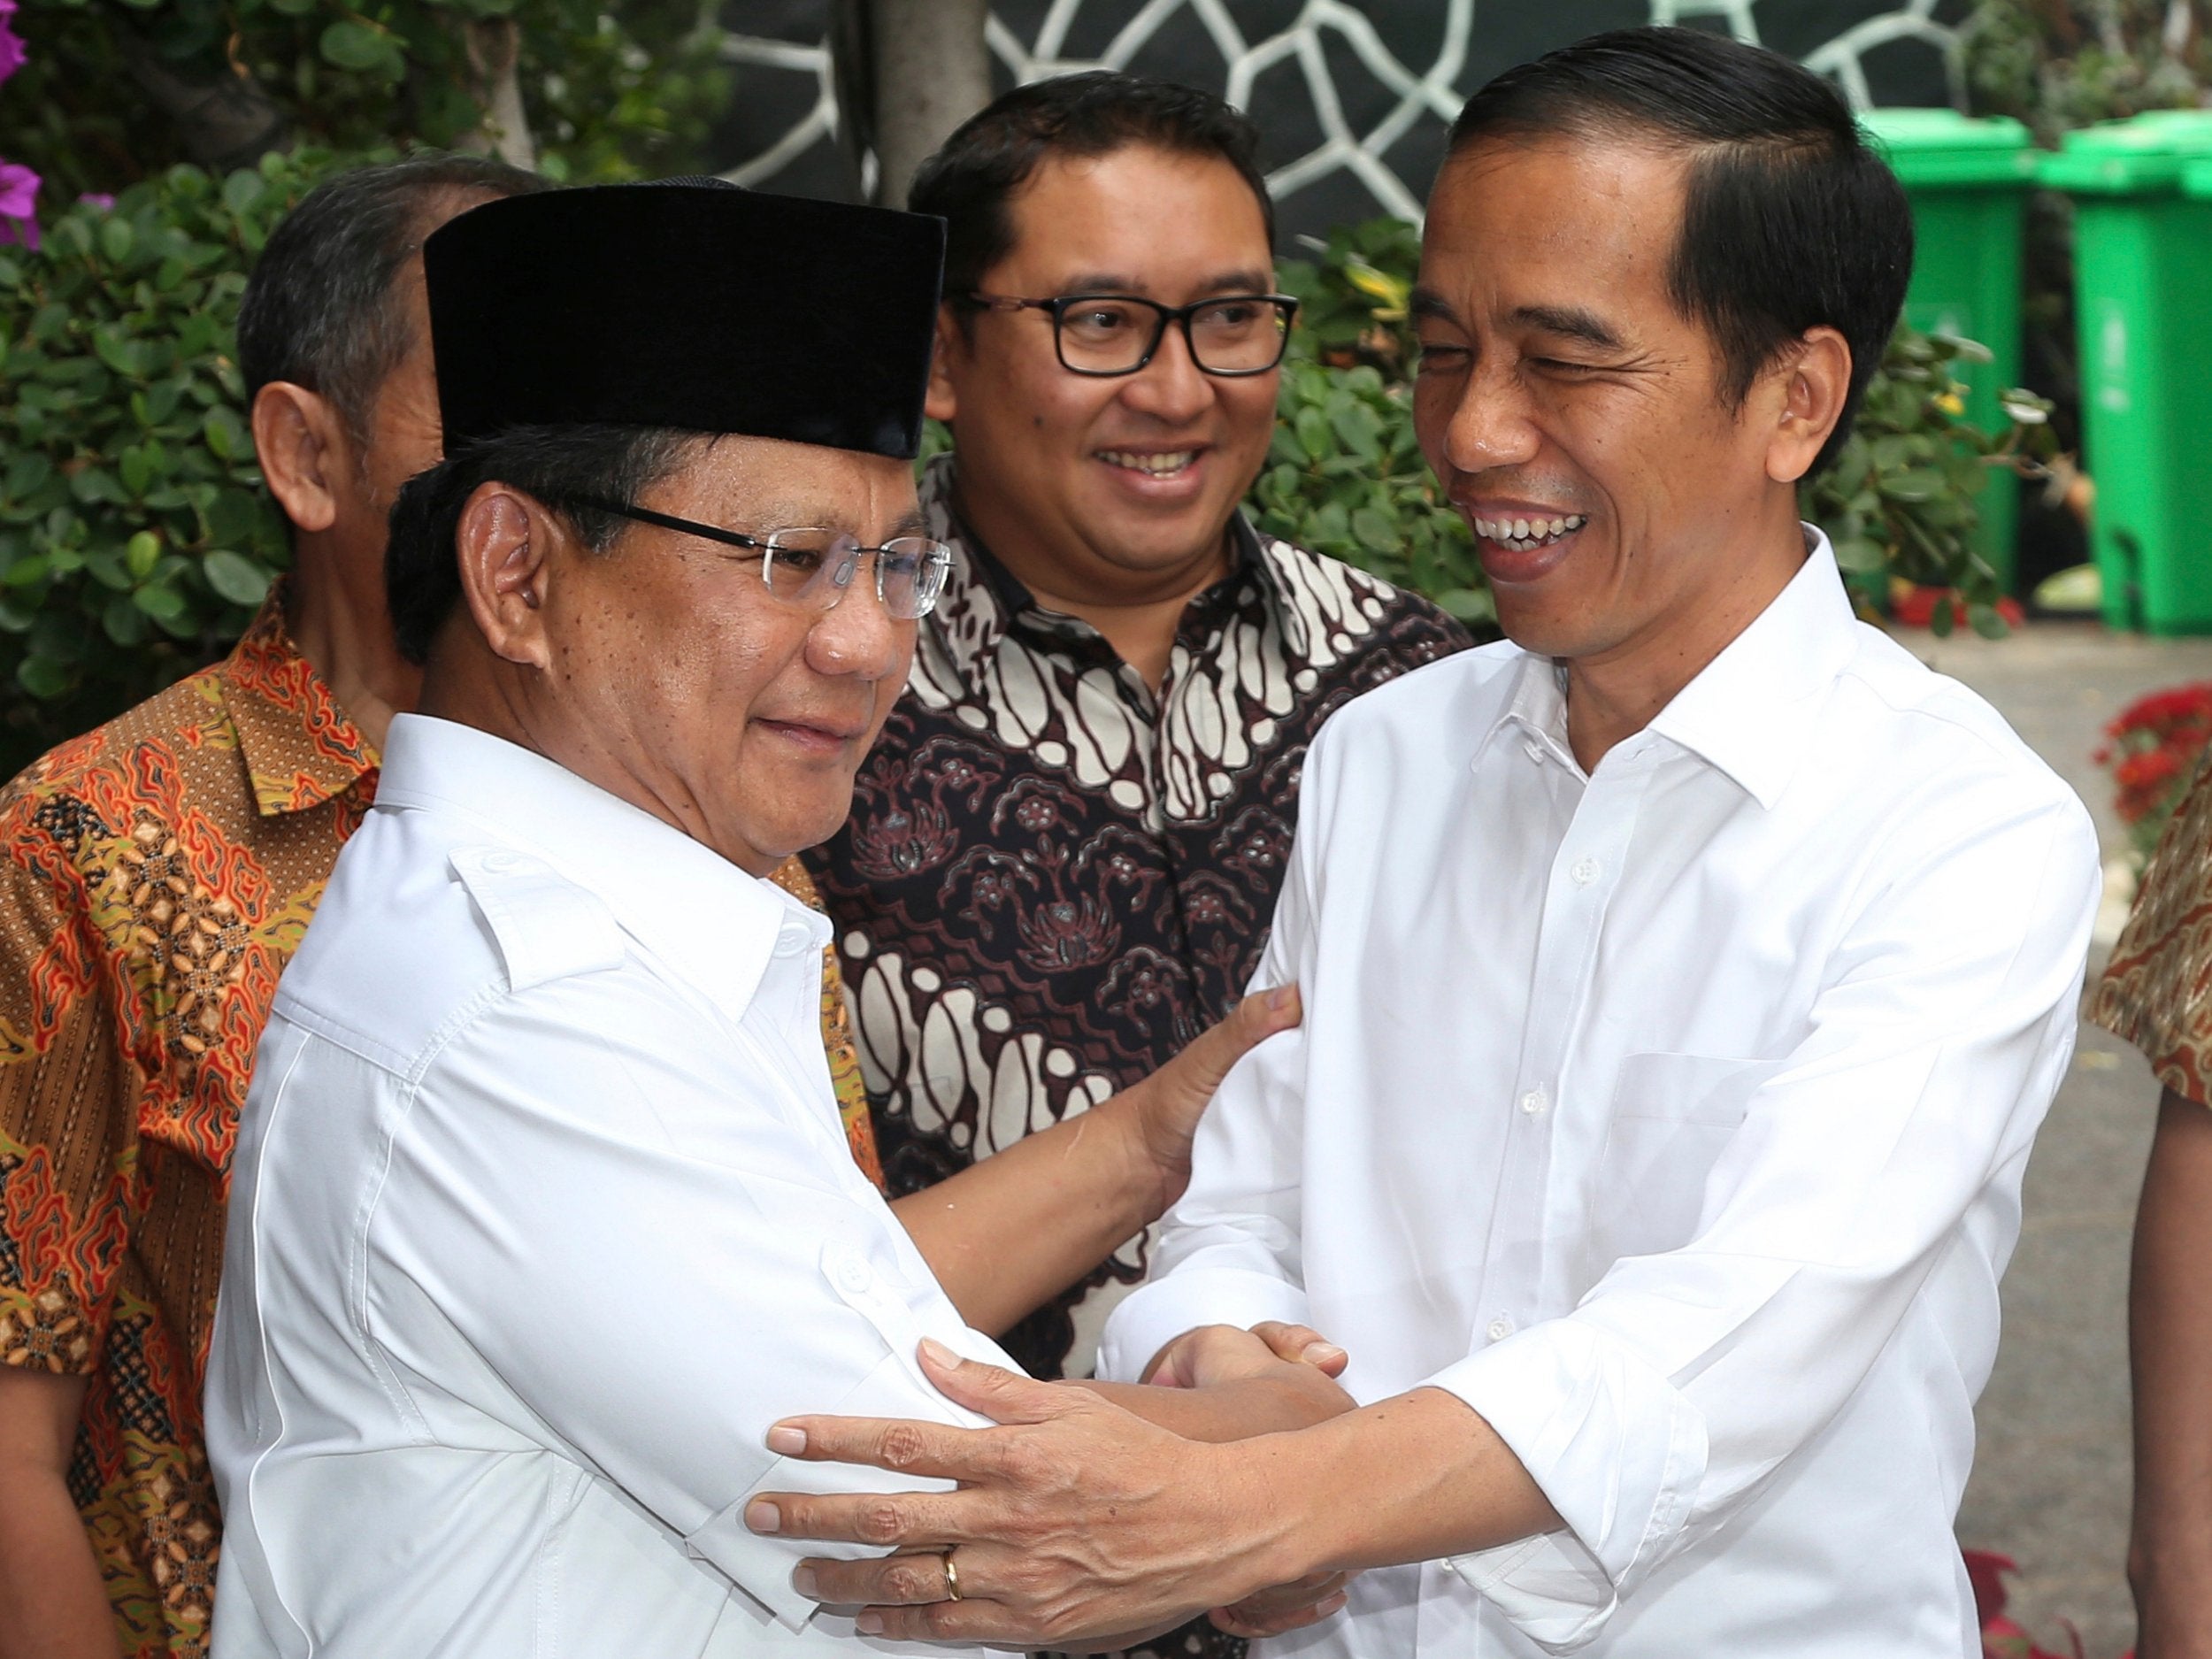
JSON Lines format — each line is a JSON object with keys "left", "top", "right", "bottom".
{"left": 942, "top": 1549, "right": 964, "bottom": 1602}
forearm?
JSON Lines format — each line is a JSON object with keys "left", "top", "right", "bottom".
{"left": 1237, "top": 1386, "right": 1563, "bottom": 1585}
{"left": 893, "top": 1097, "right": 1163, "bottom": 1336}
{"left": 0, "top": 1459, "right": 119, "bottom": 1659}
{"left": 2131, "top": 1088, "right": 2212, "bottom": 1654}
{"left": 1074, "top": 1373, "right": 1347, "bottom": 1443}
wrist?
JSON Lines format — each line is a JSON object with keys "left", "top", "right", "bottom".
{"left": 1097, "top": 1084, "right": 1183, "bottom": 1222}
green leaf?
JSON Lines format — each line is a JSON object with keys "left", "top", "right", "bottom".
{"left": 221, "top": 169, "right": 267, "bottom": 218}
{"left": 1832, "top": 536, "right": 1887, "bottom": 574}
{"left": 98, "top": 215, "right": 135, "bottom": 264}
{"left": 126, "top": 531, "right": 162, "bottom": 580}
{"left": 1349, "top": 506, "right": 1402, "bottom": 553}
{"left": 1877, "top": 468, "right": 1948, "bottom": 503}
{"left": 203, "top": 549, "right": 273, "bottom": 606}
{"left": 103, "top": 595, "right": 150, "bottom": 646}
{"left": 1294, "top": 405, "right": 1331, "bottom": 465}
{"left": 1330, "top": 400, "right": 1384, "bottom": 460}
{"left": 16, "top": 655, "right": 71, "bottom": 700}
{"left": 319, "top": 19, "right": 403, "bottom": 73}
{"left": 132, "top": 582, "right": 188, "bottom": 623}
{"left": 1967, "top": 603, "right": 2009, "bottom": 641}
{"left": 203, "top": 404, "right": 248, "bottom": 463}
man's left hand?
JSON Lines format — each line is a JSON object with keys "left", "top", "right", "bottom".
{"left": 746, "top": 1338, "right": 1310, "bottom": 1647}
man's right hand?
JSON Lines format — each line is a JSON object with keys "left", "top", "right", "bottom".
{"left": 0, "top": 1365, "right": 119, "bottom": 1659}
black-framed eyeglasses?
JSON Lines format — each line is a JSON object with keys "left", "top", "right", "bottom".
{"left": 565, "top": 496, "right": 952, "bottom": 621}
{"left": 964, "top": 290, "right": 1299, "bottom": 377}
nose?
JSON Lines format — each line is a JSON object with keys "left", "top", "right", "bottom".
{"left": 1118, "top": 318, "right": 1214, "bottom": 425}
{"left": 1436, "top": 357, "right": 1541, "bottom": 477}
{"left": 803, "top": 573, "right": 909, "bottom": 683}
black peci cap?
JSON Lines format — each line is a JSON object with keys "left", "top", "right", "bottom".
{"left": 422, "top": 181, "right": 946, "bottom": 459}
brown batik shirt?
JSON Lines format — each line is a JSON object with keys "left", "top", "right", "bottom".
{"left": 0, "top": 588, "right": 878, "bottom": 1659}
{"left": 806, "top": 454, "right": 1471, "bottom": 1382}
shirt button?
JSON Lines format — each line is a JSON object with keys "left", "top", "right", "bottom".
{"left": 833, "top": 1255, "right": 872, "bottom": 1294}
{"left": 479, "top": 849, "right": 526, "bottom": 874}
{"left": 1523, "top": 739, "right": 1546, "bottom": 764}
{"left": 1486, "top": 1317, "right": 1515, "bottom": 1341}
{"left": 1571, "top": 857, "right": 1601, "bottom": 887}
{"left": 1518, "top": 1086, "right": 1550, "bottom": 1116}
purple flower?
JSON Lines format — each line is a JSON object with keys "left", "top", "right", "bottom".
{"left": 0, "top": 20, "right": 23, "bottom": 85}
{"left": 79, "top": 193, "right": 114, "bottom": 211}
{"left": 0, "top": 161, "right": 41, "bottom": 251}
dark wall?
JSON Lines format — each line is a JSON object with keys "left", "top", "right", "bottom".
{"left": 713, "top": 0, "right": 1972, "bottom": 241}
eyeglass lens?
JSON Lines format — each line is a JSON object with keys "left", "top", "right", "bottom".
{"left": 1056, "top": 296, "right": 1290, "bottom": 374}
{"left": 762, "top": 529, "right": 949, "bottom": 620}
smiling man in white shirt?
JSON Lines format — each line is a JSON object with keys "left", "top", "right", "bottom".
{"left": 749, "top": 27, "right": 2104, "bottom": 1659}
{"left": 200, "top": 181, "right": 1352, "bottom": 1659}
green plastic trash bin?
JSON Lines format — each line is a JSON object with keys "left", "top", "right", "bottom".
{"left": 1859, "top": 110, "right": 2038, "bottom": 594}
{"left": 2040, "top": 115, "right": 2212, "bottom": 634}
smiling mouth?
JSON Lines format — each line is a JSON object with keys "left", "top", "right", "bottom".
{"left": 1097, "top": 448, "right": 1200, "bottom": 477}
{"left": 1473, "top": 513, "right": 1588, "bottom": 553}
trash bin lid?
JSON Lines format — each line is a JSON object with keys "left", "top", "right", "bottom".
{"left": 1859, "top": 109, "right": 2039, "bottom": 187}
{"left": 2039, "top": 112, "right": 2212, "bottom": 195}
{"left": 2184, "top": 156, "right": 2212, "bottom": 201}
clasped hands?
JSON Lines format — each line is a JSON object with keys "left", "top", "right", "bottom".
{"left": 743, "top": 1319, "right": 1357, "bottom": 1650}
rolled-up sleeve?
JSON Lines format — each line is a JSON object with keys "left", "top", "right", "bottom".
{"left": 1425, "top": 787, "right": 2100, "bottom": 1647}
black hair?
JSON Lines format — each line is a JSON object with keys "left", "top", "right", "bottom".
{"left": 908, "top": 71, "right": 1275, "bottom": 306}
{"left": 1447, "top": 26, "right": 1912, "bottom": 474}
{"left": 384, "top": 424, "right": 700, "bottom": 664}
{"left": 236, "top": 152, "right": 547, "bottom": 442}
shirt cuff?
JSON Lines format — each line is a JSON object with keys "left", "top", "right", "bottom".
{"left": 1095, "top": 1267, "right": 1311, "bottom": 1384}
{"left": 1424, "top": 1318, "right": 1708, "bottom": 1653}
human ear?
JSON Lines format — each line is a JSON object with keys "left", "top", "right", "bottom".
{"left": 453, "top": 482, "right": 557, "bottom": 669}
{"left": 250, "top": 381, "right": 352, "bottom": 534}
{"left": 1764, "top": 326, "right": 1853, "bottom": 485}
{"left": 924, "top": 303, "right": 963, "bottom": 424}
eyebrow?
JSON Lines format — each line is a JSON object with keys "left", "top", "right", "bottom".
{"left": 1409, "top": 287, "right": 1458, "bottom": 326}
{"left": 1509, "top": 303, "right": 1627, "bottom": 352}
{"left": 1059, "top": 270, "right": 1278, "bottom": 298}
{"left": 889, "top": 509, "right": 930, "bottom": 541}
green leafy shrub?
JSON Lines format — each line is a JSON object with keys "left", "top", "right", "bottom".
{"left": 0, "top": 148, "right": 355, "bottom": 774}
{"left": 1253, "top": 219, "right": 1492, "bottom": 633}
{"left": 9, "top": 0, "right": 726, "bottom": 200}
{"left": 1808, "top": 328, "right": 2058, "bottom": 638}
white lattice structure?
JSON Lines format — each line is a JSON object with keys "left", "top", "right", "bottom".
{"left": 718, "top": 1, "right": 1963, "bottom": 222}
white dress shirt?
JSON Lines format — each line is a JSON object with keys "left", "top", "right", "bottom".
{"left": 1099, "top": 535, "right": 2101, "bottom": 1658}
{"left": 206, "top": 714, "right": 1008, "bottom": 1659}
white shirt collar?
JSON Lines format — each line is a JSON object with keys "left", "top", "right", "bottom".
{"left": 1644, "top": 527, "right": 1857, "bottom": 810}
{"left": 373, "top": 713, "right": 823, "bottom": 1018}
{"left": 1478, "top": 526, "right": 1857, "bottom": 809}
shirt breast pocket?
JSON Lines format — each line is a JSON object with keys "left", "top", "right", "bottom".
{"left": 1590, "top": 1052, "right": 1773, "bottom": 1269}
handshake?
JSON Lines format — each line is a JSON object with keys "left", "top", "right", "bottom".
{"left": 750, "top": 1320, "right": 1364, "bottom": 1652}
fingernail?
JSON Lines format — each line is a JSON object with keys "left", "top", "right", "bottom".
{"left": 856, "top": 1613, "right": 885, "bottom": 1637}
{"left": 1303, "top": 1342, "right": 1346, "bottom": 1365}
{"left": 918, "top": 1336, "right": 958, "bottom": 1367}
{"left": 767, "top": 1425, "right": 807, "bottom": 1455}
{"left": 1319, "top": 1592, "right": 1348, "bottom": 1617}
{"left": 1267, "top": 985, "right": 1295, "bottom": 1010}
{"left": 792, "top": 1565, "right": 819, "bottom": 1601}
{"left": 745, "top": 1500, "right": 780, "bottom": 1534}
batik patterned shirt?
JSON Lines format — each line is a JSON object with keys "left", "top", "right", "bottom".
{"left": 0, "top": 591, "right": 878, "bottom": 1659}
{"left": 805, "top": 454, "right": 1471, "bottom": 1383}
{"left": 2093, "top": 749, "right": 2212, "bottom": 1105}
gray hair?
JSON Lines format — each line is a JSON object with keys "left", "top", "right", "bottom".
{"left": 235, "top": 153, "right": 547, "bottom": 442}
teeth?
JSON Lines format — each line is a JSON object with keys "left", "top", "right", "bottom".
{"left": 1101, "top": 449, "right": 1196, "bottom": 476}
{"left": 1473, "top": 513, "right": 1587, "bottom": 550}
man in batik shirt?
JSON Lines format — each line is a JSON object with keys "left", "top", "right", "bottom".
{"left": 2092, "top": 760, "right": 2212, "bottom": 1655}
{"left": 805, "top": 72, "right": 1468, "bottom": 1404}
{"left": 0, "top": 155, "right": 889, "bottom": 1659}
